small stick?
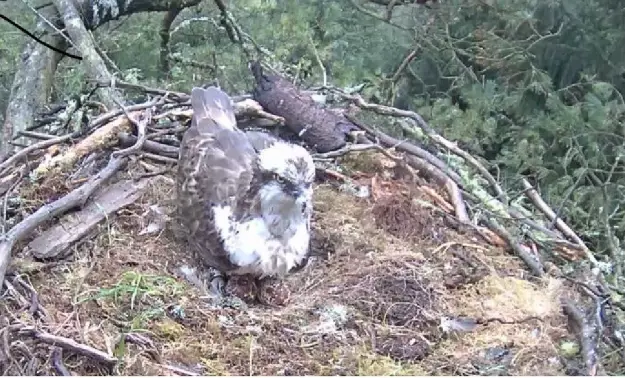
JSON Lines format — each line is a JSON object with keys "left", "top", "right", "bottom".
{"left": 52, "top": 347, "right": 72, "bottom": 376}
{"left": 0, "top": 134, "right": 75, "bottom": 175}
{"left": 13, "top": 324, "right": 117, "bottom": 366}
{"left": 562, "top": 299, "right": 604, "bottom": 376}
{"left": 522, "top": 179, "right": 598, "bottom": 266}
{"left": 483, "top": 218, "right": 544, "bottom": 277}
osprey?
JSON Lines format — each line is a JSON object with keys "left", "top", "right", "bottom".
{"left": 175, "top": 86, "right": 315, "bottom": 302}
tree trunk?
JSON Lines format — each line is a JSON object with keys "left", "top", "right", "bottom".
{"left": 1, "top": 0, "right": 201, "bottom": 155}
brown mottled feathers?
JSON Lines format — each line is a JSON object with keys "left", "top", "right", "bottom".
{"left": 175, "top": 87, "right": 259, "bottom": 273}
{"left": 244, "top": 129, "right": 279, "bottom": 152}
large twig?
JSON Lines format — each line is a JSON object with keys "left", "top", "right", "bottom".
{"left": 343, "top": 114, "right": 469, "bottom": 221}
{"left": 27, "top": 177, "right": 153, "bottom": 259}
{"left": 118, "top": 133, "right": 179, "bottom": 158}
{"left": 344, "top": 113, "right": 463, "bottom": 185}
{"left": 482, "top": 218, "right": 544, "bottom": 277}
{"left": 0, "top": 134, "right": 76, "bottom": 176}
{"left": 562, "top": 298, "right": 604, "bottom": 376}
{"left": 0, "top": 156, "right": 127, "bottom": 285}
{"left": 31, "top": 112, "right": 138, "bottom": 178}
{"left": 110, "top": 106, "right": 152, "bottom": 159}
{"left": 522, "top": 178, "right": 599, "bottom": 266}
{"left": 51, "top": 348, "right": 72, "bottom": 376}
{"left": 11, "top": 324, "right": 117, "bottom": 366}
{"left": 340, "top": 92, "right": 507, "bottom": 202}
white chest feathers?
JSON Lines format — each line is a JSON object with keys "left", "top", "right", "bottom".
{"left": 212, "top": 205, "right": 310, "bottom": 278}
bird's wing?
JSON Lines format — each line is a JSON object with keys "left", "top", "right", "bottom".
{"left": 176, "top": 86, "right": 258, "bottom": 272}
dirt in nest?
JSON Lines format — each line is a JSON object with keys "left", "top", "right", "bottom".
{"left": 371, "top": 191, "right": 448, "bottom": 243}
{"left": 1, "top": 171, "right": 573, "bottom": 376}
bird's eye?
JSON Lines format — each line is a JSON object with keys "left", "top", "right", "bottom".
{"left": 273, "top": 174, "right": 284, "bottom": 184}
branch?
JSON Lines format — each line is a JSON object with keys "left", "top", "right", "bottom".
{"left": 0, "top": 156, "right": 127, "bottom": 285}
{"left": 27, "top": 177, "right": 153, "bottom": 259}
{"left": 522, "top": 178, "right": 599, "bottom": 266}
{"left": 30, "top": 123, "right": 127, "bottom": 179}
{"left": 345, "top": 113, "right": 463, "bottom": 185}
{"left": 562, "top": 299, "right": 604, "bottom": 376}
{"left": 118, "top": 133, "right": 179, "bottom": 158}
{"left": 483, "top": 218, "right": 544, "bottom": 277}
{"left": 52, "top": 348, "right": 72, "bottom": 376}
{"left": 110, "top": 106, "right": 152, "bottom": 159}
{"left": 0, "top": 134, "right": 76, "bottom": 176}
{"left": 340, "top": 92, "right": 507, "bottom": 202}
{"left": 12, "top": 324, "right": 117, "bottom": 366}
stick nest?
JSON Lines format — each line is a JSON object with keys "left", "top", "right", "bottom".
{"left": 0, "top": 87, "right": 593, "bottom": 376}
{"left": 2, "top": 161, "right": 569, "bottom": 375}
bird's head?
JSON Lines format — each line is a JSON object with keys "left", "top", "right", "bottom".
{"left": 257, "top": 142, "right": 315, "bottom": 215}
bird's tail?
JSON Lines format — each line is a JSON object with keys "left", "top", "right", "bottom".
{"left": 190, "top": 86, "right": 237, "bottom": 132}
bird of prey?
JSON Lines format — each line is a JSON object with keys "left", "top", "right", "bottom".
{"left": 175, "top": 86, "right": 315, "bottom": 304}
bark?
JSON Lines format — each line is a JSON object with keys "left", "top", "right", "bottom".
{"left": 0, "top": 156, "right": 127, "bottom": 286}
{"left": 2, "top": 5, "right": 66, "bottom": 155}
{"left": 53, "top": 0, "right": 123, "bottom": 110}
{"left": 2, "top": 0, "right": 201, "bottom": 154}
{"left": 249, "top": 61, "right": 354, "bottom": 153}
{"left": 27, "top": 177, "right": 153, "bottom": 259}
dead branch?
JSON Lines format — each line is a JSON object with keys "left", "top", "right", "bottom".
{"left": 11, "top": 275, "right": 48, "bottom": 319}
{"left": 340, "top": 91, "right": 507, "bottom": 201}
{"left": 0, "top": 156, "right": 127, "bottom": 285}
{"left": 89, "top": 100, "right": 162, "bottom": 130}
{"left": 562, "top": 298, "right": 604, "bottom": 376}
{"left": 344, "top": 113, "right": 463, "bottom": 185}
{"left": 111, "top": 108, "right": 152, "bottom": 159}
{"left": 0, "top": 134, "right": 75, "bottom": 176}
{"left": 119, "top": 133, "right": 179, "bottom": 158}
{"left": 250, "top": 61, "right": 354, "bottom": 152}
{"left": 312, "top": 143, "right": 399, "bottom": 160}
{"left": 27, "top": 177, "right": 153, "bottom": 259}
{"left": 11, "top": 324, "right": 117, "bottom": 366}
{"left": 340, "top": 115, "right": 468, "bottom": 221}
{"left": 160, "top": 98, "right": 285, "bottom": 124}
{"left": 482, "top": 218, "right": 544, "bottom": 277}
{"left": 51, "top": 348, "right": 71, "bottom": 376}
{"left": 31, "top": 113, "right": 137, "bottom": 179}
{"left": 522, "top": 178, "right": 598, "bottom": 266}
{"left": 142, "top": 153, "right": 178, "bottom": 165}
{"left": 160, "top": 363, "right": 201, "bottom": 376}
{"left": 94, "top": 79, "right": 190, "bottom": 101}
{"left": 390, "top": 49, "right": 419, "bottom": 83}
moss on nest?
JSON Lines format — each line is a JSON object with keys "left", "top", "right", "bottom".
{"left": 3, "top": 171, "right": 570, "bottom": 375}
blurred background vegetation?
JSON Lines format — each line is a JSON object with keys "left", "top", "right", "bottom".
{"left": 1, "top": 0, "right": 625, "bottom": 367}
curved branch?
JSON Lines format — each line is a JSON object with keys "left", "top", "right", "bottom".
{"left": 340, "top": 91, "right": 508, "bottom": 202}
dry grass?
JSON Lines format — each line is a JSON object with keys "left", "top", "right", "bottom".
{"left": 1, "top": 159, "right": 572, "bottom": 376}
